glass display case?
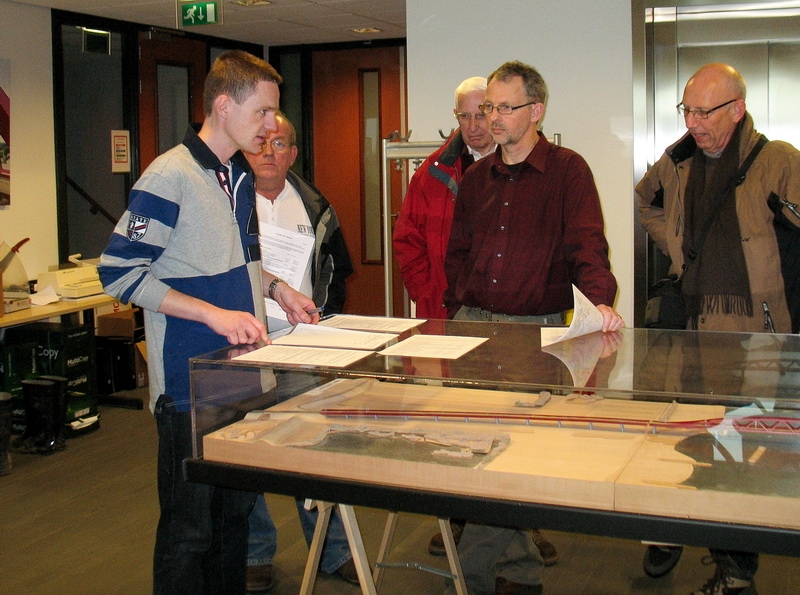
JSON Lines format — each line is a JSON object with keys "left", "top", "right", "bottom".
{"left": 185, "top": 318, "right": 800, "bottom": 556}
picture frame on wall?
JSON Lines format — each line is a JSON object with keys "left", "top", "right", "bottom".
{"left": 0, "top": 60, "right": 10, "bottom": 206}
{"left": 0, "top": 60, "right": 11, "bottom": 206}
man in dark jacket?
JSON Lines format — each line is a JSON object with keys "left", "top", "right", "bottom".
{"left": 243, "top": 112, "right": 357, "bottom": 592}
{"left": 248, "top": 112, "right": 353, "bottom": 332}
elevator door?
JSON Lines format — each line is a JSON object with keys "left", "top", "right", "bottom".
{"left": 640, "top": 2, "right": 800, "bottom": 308}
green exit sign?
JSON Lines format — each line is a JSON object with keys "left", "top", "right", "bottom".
{"left": 178, "top": 1, "right": 221, "bottom": 27}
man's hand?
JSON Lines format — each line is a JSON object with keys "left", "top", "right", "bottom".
{"left": 599, "top": 330, "right": 623, "bottom": 357}
{"left": 158, "top": 288, "right": 268, "bottom": 345}
{"left": 596, "top": 304, "right": 624, "bottom": 332}
{"left": 270, "top": 280, "right": 321, "bottom": 325}
{"left": 206, "top": 309, "right": 269, "bottom": 345}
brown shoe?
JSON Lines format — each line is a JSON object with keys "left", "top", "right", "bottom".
{"left": 246, "top": 564, "right": 273, "bottom": 593}
{"left": 531, "top": 529, "right": 559, "bottom": 566}
{"left": 428, "top": 519, "right": 465, "bottom": 556}
{"left": 495, "top": 576, "right": 543, "bottom": 595}
{"left": 334, "top": 558, "right": 360, "bottom": 585}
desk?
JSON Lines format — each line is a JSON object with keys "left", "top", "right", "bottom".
{"left": 0, "top": 293, "right": 117, "bottom": 329}
{"left": 185, "top": 320, "right": 800, "bottom": 588}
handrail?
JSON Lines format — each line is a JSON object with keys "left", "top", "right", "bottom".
{"left": 66, "top": 176, "right": 118, "bottom": 225}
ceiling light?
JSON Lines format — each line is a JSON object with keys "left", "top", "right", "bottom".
{"left": 351, "top": 27, "right": 382, "bottom": 34}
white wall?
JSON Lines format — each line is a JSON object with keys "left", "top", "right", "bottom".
{"left": 0, "top": 0, "right": 57, "bottom": 283}
{"left": 406, "top": 0, "right": 635, "bottom": 322}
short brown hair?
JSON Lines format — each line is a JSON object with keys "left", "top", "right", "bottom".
{"left": 203, "top": 50, "right": 282, "bottom": 116}
{"left": 488, "top": 61, "right": 548, "bottom": 105}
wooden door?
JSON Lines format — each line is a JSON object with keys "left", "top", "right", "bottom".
{"left": 138, "top": 32, "right": 206, "bottom": 172}
{"left": 311, "top": 46, "right": 405, "bottom": 316}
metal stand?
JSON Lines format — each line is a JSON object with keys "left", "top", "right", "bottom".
{"left": 381, "top": 134, "right": 445, "bottom": 317}
{"left": 301, "top": 502, "right": 466, "bottom": 595}
{"left": 301, "top": 501, "right": 377, "bottom": 595}
{"left": 373, "top": 513, "right": 467, "bottom": 595}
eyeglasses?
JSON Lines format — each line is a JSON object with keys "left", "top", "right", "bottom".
{"left": 264, "top": 138, "right": 292, "bottom": 153}
{"left": 478, "top": 100, "right": 537, "bottom": 115}
{"left": 676, "top": 98, "right": 738, "bottom": 119}
{"left": 454, "top": 112, "right": 486, "bottom": 123}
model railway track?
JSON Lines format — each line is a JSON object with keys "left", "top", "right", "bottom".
{"left": 321, "top": 409, "right": 800, "bottom": 435}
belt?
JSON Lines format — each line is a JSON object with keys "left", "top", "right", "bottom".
{"left": 462, "top": 306, "right": 564, "bottom": 325}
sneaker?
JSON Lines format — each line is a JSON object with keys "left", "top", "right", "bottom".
{"left": 246, "top": 564, "right": 273, "bottom": 593}
{"left": 643, "top": 544, "right": 683, "bottom": 578}
{"left": 691, "top": 558, "right": 757, "bottom": 595}
{"left": 531, "top": 529, "right": 558, "bottom": 566}
{"left": 428, "top": 520, "right": 465, "bottom": 556}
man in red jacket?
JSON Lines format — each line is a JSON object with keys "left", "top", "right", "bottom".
{"left": 393, "top": 76, "right": 495, "bottom": 319}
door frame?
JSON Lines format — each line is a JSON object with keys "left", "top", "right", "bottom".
{"left": 270, "top": 38, "right": 406, "bottom": 184}
{"left": 51, "top": 9, "right": 261, "bottom": 262}
{"left": 270, "top": 39, "right": 407, "bottom": 316}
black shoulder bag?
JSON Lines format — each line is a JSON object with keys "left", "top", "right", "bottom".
{"left": 645, "top": 135, "right": 768, "bottom": 329}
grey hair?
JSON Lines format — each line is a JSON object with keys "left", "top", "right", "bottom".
{"left": 454, "top": 76, "right": 488, "bottom": 108}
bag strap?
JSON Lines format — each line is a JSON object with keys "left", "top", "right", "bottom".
{"left": 683, "top": 134, "right": 769, "bottom": 272}
{"left": 736, "top": 134, "right": 768, "bottom": 186}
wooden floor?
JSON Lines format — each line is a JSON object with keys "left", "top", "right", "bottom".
{"left": 2, "top": 396, "right": 800, "bottom": 595}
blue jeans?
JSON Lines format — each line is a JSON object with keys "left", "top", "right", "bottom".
{"left": 153, "top": 394, "right": 256, "bottom": 594}
{"left": 247, "top": 493, "right": 352, "bottom": 574}
{"left": 246, "top": 371, "right": 352, "bottom": 573}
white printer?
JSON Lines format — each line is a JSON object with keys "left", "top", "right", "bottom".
{"left": 38, "top": 255, "right": 104, "bottom": 298}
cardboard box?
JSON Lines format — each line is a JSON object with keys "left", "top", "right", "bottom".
{"left": 0, "top": 340, "right": 38, "bottom": 395}
{"left": 94, "top": 299, "right": 128, "bottom": 318}
{"left": 3, "top": 322, "right": 98, "bottom": 434}
{"left": 4, "top": 321, "right": 95, "bottom": 377}
{"left": 1, "top": 341, "right": 38, "bottom": 433}
{"left": 96, "top": 308, "right": 144, "bottom": 341}
{"left": 95, "top": 308, "right": 147, "bottom": 391}
{"left": 67, "top": 389, "right": 98, "bottom": 422}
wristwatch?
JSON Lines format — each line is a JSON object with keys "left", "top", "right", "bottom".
{"left": 268, "top": 277, "right": 285, "bottom": 300}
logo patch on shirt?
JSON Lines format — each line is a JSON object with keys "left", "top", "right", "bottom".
{"left": 127, "top": 214, "right": 150, "bottom": 241}
{"left": 297, "top": 224, "right": 314, "bottom": 236}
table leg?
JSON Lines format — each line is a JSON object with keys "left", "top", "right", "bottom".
{"left": 373, "top": 511, "right": 398, "bottom": 589}
{"left": 299, "top": 500, "right": 333, "bottom": 595}
{"left": 439, "top": 518, "right": 467, "bottom": 595}
{"left": 338, "top": 503, "right": 378, "bottom": 595}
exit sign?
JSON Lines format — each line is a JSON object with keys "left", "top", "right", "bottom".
{"left": 178, "top": 1, "right": 221, "bottom": 27}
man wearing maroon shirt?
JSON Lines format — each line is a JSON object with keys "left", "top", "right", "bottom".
{"left": 444, "top": 61, "right": 622, "bottom": 332}
{"left": 443, "top": 60, "right": 623, "bottom": 595}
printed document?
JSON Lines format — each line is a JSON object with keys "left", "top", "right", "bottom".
{"left": 260, "top": 222, "right": 315, "bottom": 331}
{"left": 379, "top": 334, "right": 487, "bottom": 359}
{"left": 319, "top": 314, "right": 425, "bottom": 333}
{"left": 271, "top": 323, "right": 396, "bottom": 350}
{"left": 232, "top": 345, "right": 371, "bottom": 368}
{"left": 540, "top": 285, "right": 604, "bottom": 347}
